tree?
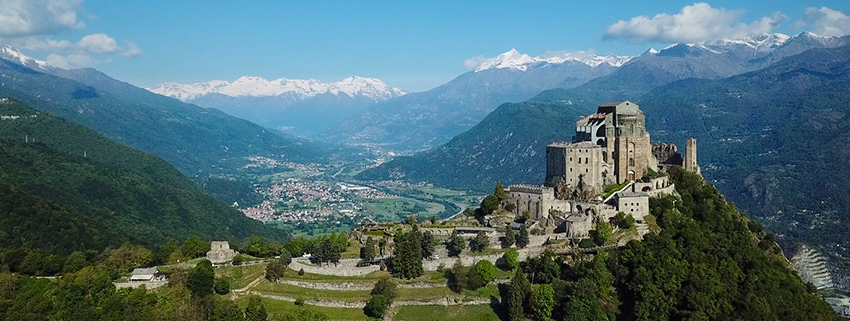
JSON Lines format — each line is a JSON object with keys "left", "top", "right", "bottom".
{"left": 592, "top": 221, "right": 613, "bottom": 246}
{"left": 501, "top": 248, "right": 520, "bottom": 270}
{"left": 371, "top": 278, "right": 398, "bottom": 298}
{"left": 480, "top": 194, "right": 500, "bottom": 215}
{"left": 531, "top": 284, "right": 555, "bottom": 321}
{"left": 521, "top": 250, "right": 561, "bottom": 284}
{"left": 508, "top": 267, "right": 532, "bottom": 321}
{"left": 421, "top": 231, "right": 435, "bottom": 259}
{"left": 365, "top": 295, "right": 389, "bottom": 318}
{"left": 391, "top": 226, "right": 423, "bottom": 279}
{"left": 155, "top": 238, "right": 180, "bottom": 264}
{"left": 504, "top": 226, "right": 516, "bottom": 248}
{"left": 245, "top": 295, "right": 268, "bottom": 321}
{"left": 470, "top": 231, "right": 490, "bottom": 252}
{"left": 360, "top": 237, "right": 377, "bottom": 261}
{"left": 446, "top": 231, "right": 466, "bottom": 257}
{"left": 214, "top": 277, "right": 231, "bottom": 295}
{"left": 495, "top": 182, "right": 506, "bottom": 202}
{"left": 517, "top": 224, "right": 530, "bottom": 248}
{"left": 187, "top": 259, "right": 215, "bottom": 297}
{"left": 265, "top": 257, "right": 287, "bottom": 282}
{"left": 181, "top": 236, "right": 210, "bottom": 258}
{"left": 474, "top": 260, "right": 497, "bottom": 283}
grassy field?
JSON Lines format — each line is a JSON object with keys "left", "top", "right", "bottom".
{"left": 254, "top": 280, "right": 371, "bottom": 302}
{"left": 237, "top": 296, "right": 371, "bottom": 321}
{"left": 394, "top": 304, "right": 501, "bottom": 321}
{"left": 284, "top": 268, "right": 392, "bottom": 281}
{"left": 215, "top": 263, "right": 266, "bottom": 289}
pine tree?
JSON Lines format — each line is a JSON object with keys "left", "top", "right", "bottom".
{"left": 517, "top": 224, "right": 530, "bottom": 248}
{"left": 508, "top": 267, "right": 532, "bottom": 321}
{"left": 504, "top": 225, "right": 516, "bottom": 248}
{"left": 245, "top": 295, "right": 268, "bottom": 321}
{"left": 447, "top": 230, "right": 466, "bottom": 256}
{"left": 470, "top": 231, "right": 490, "bottom": 252}
{"left": 495, "top": 182, "right": 506, "bottom": 202}
{"left": 421, "top": 231, "right": 435, "bottom": 259}
{"left": 392, "top": 226, "right": 423, "bottom": 279}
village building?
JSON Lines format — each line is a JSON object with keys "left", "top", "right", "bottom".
{"left": 129, "top": 267, "right": 161, "bottom": 282}
{"left": 206, "top": 241, "right": 237, "bottom": 264}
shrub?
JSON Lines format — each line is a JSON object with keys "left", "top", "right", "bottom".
{"left": 365, "top": 295, "right": 389, "bottom": 318}
{"left": 294, "top": 297, "right": 305, "bottom": 306}
{"left": 474, "top": 260, "right": 497, "bottom": 283}
{"left": 214, "top": 277, "right": 231, "bottom": 295}
{"left": 501, "top": 248, "right": 520, "bottom": 270}
{"left": 578, "top": 239, "right": 597, "bottom": 248}
{"left": 298, "top": 268, "right": 305, "bottom": 276}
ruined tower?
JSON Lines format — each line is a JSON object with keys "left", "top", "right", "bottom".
{"left": 685, "top": 138, "right": 700, "bottom": 175}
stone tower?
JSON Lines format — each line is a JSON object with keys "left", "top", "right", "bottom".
{"left": 600, "top": 101, "right": 651, "bottom": 183}
{"left": 685, "top": 138, "right": 700, "bottom": 175}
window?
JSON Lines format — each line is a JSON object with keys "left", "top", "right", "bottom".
{"left": 578, "top": 158, "right": 581, "bottom": 164}
{"left": 629, "top": 158, "right": 634, "bottom": 166}
{"left": 585, "top": 157, "right": 589, "bottom": 163}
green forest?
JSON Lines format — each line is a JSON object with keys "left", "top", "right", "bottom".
{"left": 0, "top": 99, "right": 286, "bottom": 254}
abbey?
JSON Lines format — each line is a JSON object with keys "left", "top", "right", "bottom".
{"left": 506, "top": 101, "right": 699, "bottom": 237}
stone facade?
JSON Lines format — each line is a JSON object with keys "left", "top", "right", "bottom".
{"left": 616, "top": 192, "right": 650, "bottom": 222}
{"left": 206, "top": 241, "right": 236, "bottom": 264}
{"left": 506, "top": 184, "right": 571, "bottom": 220}
{"left": 546, "top": 141, "right": 608, "bottom": 195}
{"left": 685, "top": 138, "right": 700, "bottom": 175}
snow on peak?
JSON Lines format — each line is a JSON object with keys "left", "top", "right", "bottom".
{"left": 470, "top": 49, "right": 632, "bottom": 72}
{"left": 148, "top": 76, "right": 407, "bottom": 101}
{"left": 685, "top": 33, "right": 791, "bottom": 54}
{"left": 0, "top": 46, "right": 51, "bottom": 70}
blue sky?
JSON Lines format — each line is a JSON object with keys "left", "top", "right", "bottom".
{"left": 3, "top": 1, "right": 850, "bottom": 91}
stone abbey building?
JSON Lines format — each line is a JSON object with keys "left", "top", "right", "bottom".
{"left": 506, "top": 101, "right": 699, "bottom": 238}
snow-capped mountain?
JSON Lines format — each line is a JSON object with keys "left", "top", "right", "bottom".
{"left": 0, "top": 46, "right": 52, "bottom": 71}
{"left": 148, "top": 76, "right": 406, "bottom": 101}
{"left": 323, "top": 49, "right": 628, "bottom": 151}
{"left": 471, "top": 48, "right": 632, "bottom": 72}
{"left": 146, "top": 76, "right": 406, "bottom": 136}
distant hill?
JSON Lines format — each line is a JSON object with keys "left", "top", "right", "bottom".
{"left": 0, "top": 99, "right": 286, "bottom": 254}
{"left": 147, "top": 76, "right": 406, "bottom": 136}
{"left": 322, "top": 49, "right": 628, "bottom": 151}
{"left": 0, "top": 49, "right": 323, "bottom": 177}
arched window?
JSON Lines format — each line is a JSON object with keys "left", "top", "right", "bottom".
{"left": 629, "top": 158, "right": 634, "bottom": 166}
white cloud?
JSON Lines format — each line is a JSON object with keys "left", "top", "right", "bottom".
{"left": 46, "top": 52, "right": 94, "bottom": 69}
{"left": 603, "top": 2, "right": 786, "bottom": 44}
{"left": 463, "top": 55, "right": 489, "bottom": 69}
{"left": 122, "top": 42, "right": 142, "bottom": 58}
{"left": 797, "top": 7, "right": 850, "bottom": 36}
{"left": 77, "top": 33, "right": 119, "bottom": 53}
{"left": 0, "top": 0, "right": 85, "bottom": 37}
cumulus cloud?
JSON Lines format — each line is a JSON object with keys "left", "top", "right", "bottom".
{"left": 77, "top": 33, "right": 119, "bottom": 53}
{"left": 0, "top": 0, "right": 85, "bottom": 37}
{"left": 46, "top": 52, "right": 94, "bottom": 69}
{"left": 603, "top": 2, "right": 786, "bottom": 44}
{"left": 796, "top": 7, "right": 850, "bottom": 36}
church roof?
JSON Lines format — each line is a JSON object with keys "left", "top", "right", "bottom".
{"left": 599, "top": 101, "right": 625, "bottom": 107}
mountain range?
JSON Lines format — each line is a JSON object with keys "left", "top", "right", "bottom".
{"left": 148, "top": 76, "right": 407, "bottom": 135}
{"left": 320, "top": 49, "right": 631, "bottom": 151}
{"left": 0, "top": 46, "right": 324, "bottom": 178}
